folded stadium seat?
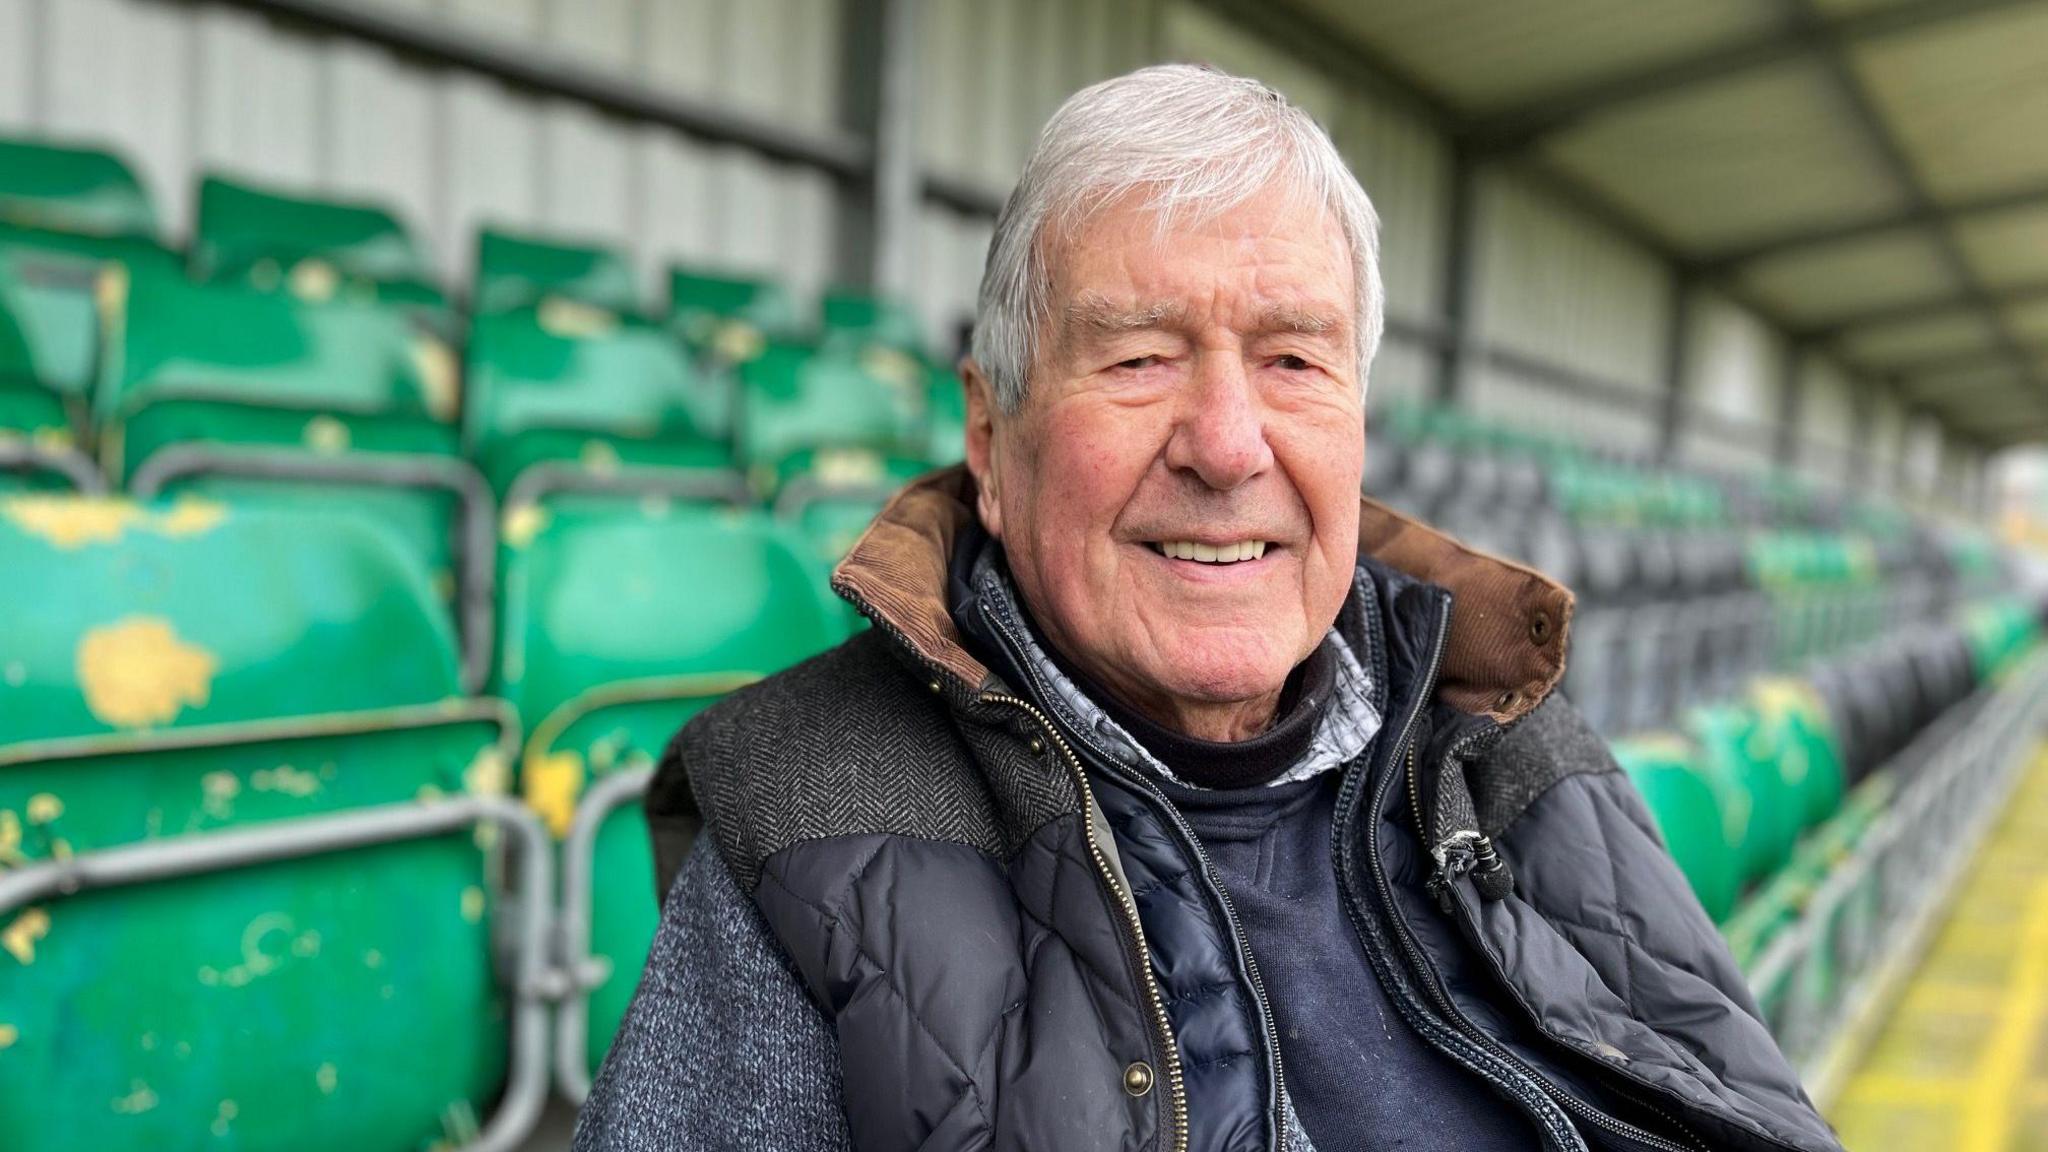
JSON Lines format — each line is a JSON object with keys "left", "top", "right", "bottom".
{"left": 0, "top": 277, "right": 99, "bottom": 492}
{"left": 1559, "top": 523, "right": 1638, "bottom": 735}
{"left": 0, "top": 140, "right": 179, "bottom": 453}
{"left": 668, "top": 267, "right": 802, "bottom": 363}
{"left": 0, "top": 494, "right": 544, "bottom": 1152}
{"left": 923, "top": 358, "right": 968, "bottom": 466}
{"left": 473, "top": 228, "right": 639, "bottom": 317}
{"left": 494, "top": 495, "right": 847, "bottom": 1095}
{"left": 0, "top": 137, "right": 157, "bottom": 239}
{"left": 1747, "top": 677, "right": 1847, "bottom": 831}
{"left": 1686, "top": 700, "right": 1806, "bottom": 889}
{"left": 190, "top": 175, "right": 449, "bottom": 322}
{"left": 464, "top": 302, "right": 747, "bottom": 508}
{"left": 817, "top": 289, "right": 924, "bottom": 354}
{"left": 1610, "top": 734, "right": 1745, "bottom": 922}
{"left": 737, "top": 339, "right": 938, "bottom": 570}
{"left": 1620, "top": 528, "right": 1685, "bottom": 731}
{"left": 1693, "top": 530, "right": 1770, "bottom": 704}
{"left": 99, "top": 263, "right": 493, "bottom": 689}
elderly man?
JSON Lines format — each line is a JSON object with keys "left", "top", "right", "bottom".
{"left": 576, "top": 65, "right": 1843, "bottom": 1152}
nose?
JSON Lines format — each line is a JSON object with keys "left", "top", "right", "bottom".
{"left": 1162, "top": 350, "right": 1274, "bottom": 490}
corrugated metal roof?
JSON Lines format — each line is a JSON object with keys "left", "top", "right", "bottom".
{"left": 1251, "top": 0, "right": 2048, "bottom": 443}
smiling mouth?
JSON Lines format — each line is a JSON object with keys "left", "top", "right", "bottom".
{"left": 1144, "top": 539, "right": 1270, "bottom": 564}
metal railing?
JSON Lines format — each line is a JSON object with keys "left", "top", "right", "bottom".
{"left": 1744, "top": 650, "right": 2048, "bottom": 1104}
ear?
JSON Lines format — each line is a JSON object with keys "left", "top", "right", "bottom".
{"left": 960, "top": 357, "right": 1005, "bottom": 540}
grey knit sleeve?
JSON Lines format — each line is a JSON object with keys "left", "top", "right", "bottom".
{"left": 573, "top": 836, "right": 852, "bottom": 1152}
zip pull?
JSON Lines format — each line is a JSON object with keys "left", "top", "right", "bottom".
{"left": 1470, "top": 835, "right": 1513, "bottom": 902}
{"left": 1428, "top": 830, "right": 1514, "bottom": 908}
{"left": 1427, "top": 830, "right": 1480, "bottom": 913}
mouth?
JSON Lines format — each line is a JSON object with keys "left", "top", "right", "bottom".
{"left": 1143, "top": 539, "right": 1272, "bottom": 565}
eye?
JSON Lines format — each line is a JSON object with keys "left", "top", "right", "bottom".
{"left": 1272, "top": 354, "right": 1313, "bottom": 372}
{"left": 1115, "top": 355, "right": 1160, "bottom": 371}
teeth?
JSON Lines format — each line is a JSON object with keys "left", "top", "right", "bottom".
{"left": 1154, "top": 540, "right": 1268, "bottom": 564}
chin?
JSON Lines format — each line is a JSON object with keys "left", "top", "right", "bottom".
{"left": 1150, "top": 634, "right": 1301, "bottom": 704}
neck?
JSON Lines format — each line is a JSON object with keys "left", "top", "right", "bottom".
{"left": 1122, "top": 690, "right": 1283, "bottom": 743}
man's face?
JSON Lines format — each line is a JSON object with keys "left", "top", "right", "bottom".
{"left": 964, "top": 182, "right": 1365, "bottom": 739}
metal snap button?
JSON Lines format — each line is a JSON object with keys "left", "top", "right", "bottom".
{"left": 1122, "top": 1061, "right": 1154, "bottom": 1097}
{"left": 1529, "top": 613, "right": 1551, "bottom": 644}
{"left": 927, "top": 679, "right": 943, "bottom": 695}
{"left": 1028, "top": 737, "right": 1045, "bottom": 754}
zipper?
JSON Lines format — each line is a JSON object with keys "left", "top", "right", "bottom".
{"left": 1360, "top": 594, "right": 1705, "bottom": 1152}
{"left": 981, "top": 691, "right": 1190, "bottom": 1152}
{"left": 1409, "top": 743, "right": 1706, "bottom": 1152}
{"left": 975, "top": 599, "right": 1290, "bottom": 1152}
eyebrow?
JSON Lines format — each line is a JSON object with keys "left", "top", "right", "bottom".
{"left": 1255, "top": 303, "right": 1345, "bottom": 338}
{"left": 1061, "top": 295, "right": 1189, "bottom": 337}
{"left": 1060, "top": 293, "right": 1347, "bottom": 342}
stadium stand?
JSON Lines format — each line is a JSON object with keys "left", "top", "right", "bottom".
{"left": 1, "top": 127, "right": 2043, "bottom": 1150}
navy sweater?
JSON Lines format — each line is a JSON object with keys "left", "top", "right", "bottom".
{"left": 1158, "top": 772, "right": 1538, "bottom": 1151}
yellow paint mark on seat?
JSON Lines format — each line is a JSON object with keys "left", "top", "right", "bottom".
{"left": 460, "top": 886, "right": 486, "bottom": 924}
{"left": 303, "top": 414, "right": 350, "bottom": 454}
{"left": 76, "top": 616, "right": 217, "bottom": 729}
{"left": 3, "top": 495, "right": 140, "bottom": 549}
{"left": 24, "top": 793, "right": 62, "bottom": 824}
{"left": 316, "top": 1062, "right": 338, "bottom": 1094}
{"left": 463, "top": 747, "right": 509, "bottom": 798}
{"left": 110, "top": 1079, "right": 157, "bottom": 1115}
{"left": 154, "top": 496, "right": 227, "bottom": 538}
{"left": 0, "top": 1023, "right": 17, "bottom": 1050}
{"left": 1, "top": 907, "right": 48, "bottom": 964}
{"left": 524, "top": 749, "right": 584, "bottom": 838}
{"left": 413, "top": 335, "right": 460, "bottom": 422}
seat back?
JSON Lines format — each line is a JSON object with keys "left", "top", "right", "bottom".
{"left": 736, "top": 340, "right": 927, "bottom": 476}
{"left": 100, "top": 265, "right": 459, "bottom": 469}
{"left": 1611, "top": 733, "right": 1744, "bottom": 922}
{"left": 476, "top": 229, "right": 638, "bottom": 315}
{"left": 193, "top": 175, "right": 438, "bottom": 302}
{"left": 467, "top": 305, "right": 725, "bottom": 465}
{"left": 499, "top": 498, "right": 848, "bottom": 1076}
{"left": 0, "top": 137, "right": 156, "bottom": 238}
{"left": 500, "top": 498, "right": 847, "bottom": 827}
{"left": 668, "top": 267, "right": 799, "bottom": 357}
{"left": 818, "top": 289, "right": 923, "bottom": 352}
{"left": 0, "top": 496, "right": 516, "bottom": 1152}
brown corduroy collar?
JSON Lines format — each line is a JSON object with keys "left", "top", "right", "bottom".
{"left": 830, "top": 465, "right": 1574, "bottom": 726}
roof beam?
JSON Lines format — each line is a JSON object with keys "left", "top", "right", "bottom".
{"left": 1696, "top": 179, "right": 2048, "bottom": 272}
{"left": 1459, "top": 0, "right": 2039, "bottom": 155}
{"left": 1880, "top": 338, "right": 2048, "bottom": 379}
{"left": 1796, "top": 281, "right": 2048, "bottom": 340}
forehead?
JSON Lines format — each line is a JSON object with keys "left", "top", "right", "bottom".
{"left": 1043, "top": 181, "right": 1353, "bottom": 312}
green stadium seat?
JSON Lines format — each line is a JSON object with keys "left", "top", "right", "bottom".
{"left": 818, "top": 289, "right": 923, "bottom": 353}
{"left": 496, "top": 496, "right": 846, "bottom": 1092}
{"left": 0, "top": 138, "right": 156, "bottom": 239}
{"left": 192, "top": 175, "right": 445, "bottom": 311}
{"left": 1748, "top": 677, "right": 1846, "bottom": 832}
{"left": 475, "top": 229, "right": 638, "bottom": 316}
{"left": 465, "top": 303, "right": 743, "bottom": 504}
{"left": 1611, "top": 733, "right": 1745, "bottom": 922}
{"left": 99, "top": 265, "right": 492, "bottom": 688}
{"left": 0, "top": 495, "right": 530, "bottom": 1152}
{"left": 1687, "top": 702, "right": 1806, "bottom": 889}
{"left": 668, "top": 267, "right": 800, "bottom": 361}
{"left": 737, "top": 339, "right": 938, "bottom": 571}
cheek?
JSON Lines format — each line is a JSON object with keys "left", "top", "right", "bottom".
{"left": 1034, "top": 405, "right": 1160, "bottom": 531}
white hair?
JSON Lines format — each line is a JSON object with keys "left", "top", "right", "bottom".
{"left": 970, "top": 63, "right": 1384, "bottom": 413}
